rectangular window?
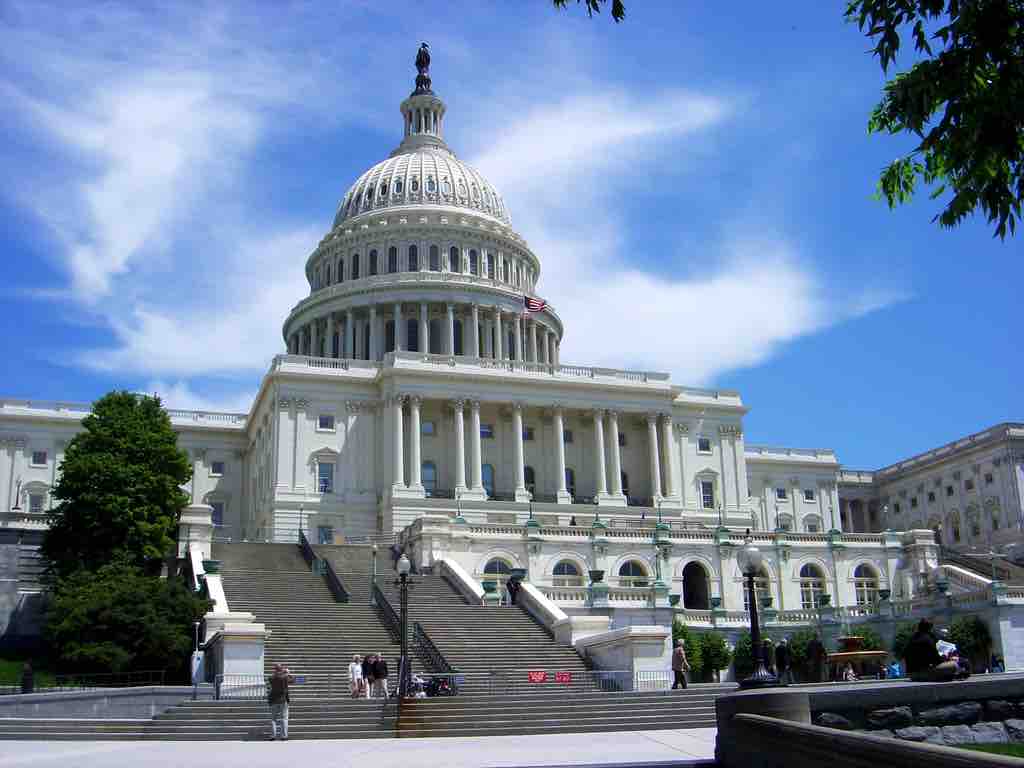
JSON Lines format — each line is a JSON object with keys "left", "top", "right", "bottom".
{"left": 210, "top": 461, "right": 226, "bottom": 477}
{"left": 523, "top": 426, "right": 535, "bottom": 442}
{"left": 29, "top": 493, "right": 44, "bottom": 515}
{"left": 318, "top": 414, "right": 336, "bottom": 431}
{"left": 946, "top": 485, "right": 954, "bottom": 497}
{"left": 618, "top": 432, "right": 626, "bottom": 447}
{"left": 775, "top": 487, "right": 787, "bottom": 501}
{"left": 30, "top": 451, "right": 47, "bottom": 467}
{"left": 563, "top": 429, "right": 573, "bottom": 444}
{"left": 697, "top": 437, "right": 712, "bottom": 454}
{"left": 421, "top": 421, "right": 435, "bottom": 436}
{"left": 700, "top": 480, "right": 715, "bottom": 509}
{"left": 803, "top": 489, "right": 815, "bottom": 502}
{"left": 210, "top": 501, "right": 225, "bottom": 527}
{"left": 965, "top": 478, "right": 975, "bottom": 491}
{"left": 894, "top": 502, "right": 901, "bottom": 514}
{"left": 318, "top": 462, "right": 335, "bottom": 494}
{"left": 480, "top": 424, "right": 494, "bottom": 439}
{"left": 910, "top": 496, "right": 918, "bottom": 508}
{"left": 806, "top": 520, "right": 820, "bottom": 533}
{"left": 985, "top": 472, "right": 994, "bottom": 485}
{"left": 927, "top": 491, "right": 936, "bottom": 503}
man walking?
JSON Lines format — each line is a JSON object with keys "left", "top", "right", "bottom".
{"left": 373, "top": 652, "right": 390, "bottom": 698}
{"left": 671, "top": 639, "right": 690, "bottom": 690}
{"left": 775, "top": 638, "right": 793, "bottom": 684}
{"left": 363, "top": 653, "right": 376, "bottom": 698}
{"left": 807, "top": 632, "right": 827, "bottom": 683}
{"left": 267, "top": 663, "right": 294, "bottom": 741}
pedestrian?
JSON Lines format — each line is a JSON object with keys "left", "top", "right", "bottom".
{"left": 762, "top": 639, "right": 776, "bottom": 676}
{"left": 671, "top": 639, "right": 690, "bottom": 690}
{"left": 348, "top": 654, "right": 363, "bottom": 698}
{"left": 903, "top": 619, "right": 957, "bottom": 682}
{"left": 267, "top": 663, "right": 294, "bottom": 741}
{"left": 775, "top": 638, "right": 793, "bottom": 684}
{"left": 842, "top": 662, "right": 858, "bottom": 682}
{"left": 507, "top": 578, "right": 520, "bottom": 606}
{"left": 363, "top": 653, "right": 375, "bottom": 698}
{"left": 373, "top": 652, "right": 390, "bottom": 698}
{"left": 569, "top": 515, "right": 577, "bottom": 527}
{"left": 20, "top": 661, "right": 34, "bottom": 695}
{"left": 806, "top": 632, "right": 827, "bottom": 683}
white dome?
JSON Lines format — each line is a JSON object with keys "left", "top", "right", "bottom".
{"left": 333, "top": 147, "right": 510, "bottom": 229}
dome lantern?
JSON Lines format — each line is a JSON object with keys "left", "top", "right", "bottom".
{"left": 395, "top": 42, "right": 448, "bottom": 155}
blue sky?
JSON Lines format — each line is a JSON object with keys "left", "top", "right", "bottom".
{"left": 0, "top": 0, "right": 1019, "bottom": 470}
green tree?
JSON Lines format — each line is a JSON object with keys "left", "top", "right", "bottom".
{"left": 733, "top": 630, "right": 755, "bottom": 677}
{"left": 845, "top": 1, "right": 1024, "bottom": 238}
{"left": 699, "top": 632, "right": 733, "bottom": 682}
{"left": 892, "top": 622, "right": 917, "bottom": 660}
{"left": 45, "top": 561, "right": 210, "bottom": 679}
{"left": 552, "top": 0, "right": 626, "bottom": 22}
{"left": 41, "top": 391, "right": 191, "bottom": 583}
{"left": 786, "top": 629, "right": 818, "bottom": 680}
{"left": 857, "top": 625, "right": 885, "bottom": 652}
{"left": 949, "top": 615, "right": 992, "bottom": 663}
{"left": 672, "top": 620, "right": 704, "bottom": 679}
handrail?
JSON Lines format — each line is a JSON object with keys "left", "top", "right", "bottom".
{"left": 413, "top": 621, "right": 455, "bottom": 673}
{"left": 373, "top": 579, "right": 401, "bottom": 641}
{"left": 298, "top": 529, "right": 316, "bottom": 568}
{"left": 322, "top": 556, "right": 351, "bottom": 603}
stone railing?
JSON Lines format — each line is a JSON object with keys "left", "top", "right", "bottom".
{"left": 937, "top": 564, "right": 993, "bottom": 592}
{"left": 0, "top": 398, "right": 247, "bottom": 428}
{"left": 390, "top": 351, "right": 670, "bottom": 384}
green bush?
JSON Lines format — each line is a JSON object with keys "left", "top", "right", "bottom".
{"left": 949, "top": 615, "right": 992, "bottom": 661}
{"left": 786, "top": 629, "right": 817, "bottom": 679}
{"left": 856, "top": 625, "right": 885, "bottom": 652}
{"left": 699, "top": 633, "right": 732, "bottom": 681}
{"left": 892, "top": 622, "right": 917, "bottom": 660}
{"left": 672, "top": 621, "right": 703, "bottom": 679}
{"left": 733, "top": 631, "right": 754, "bottom": 677}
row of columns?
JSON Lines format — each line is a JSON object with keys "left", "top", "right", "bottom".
{"left": 388, "top": 397, "right": 677, "bottom": 505}
{"left": 289, "top": 302, "right": 560, "bottom": 365}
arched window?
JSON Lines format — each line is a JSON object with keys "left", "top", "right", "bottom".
{"left": 338, "top": 257, "right": 345, "bottom": 282}
{"left": 406, "top": 318, "right": 419, "bottom": 353}
{"left": 442, "top": 178, "right": 451, "bottom": 195}
{"left": 743, "top": 566, "right": 772, "bottom": 611}
{"left": 803, "top": 515, "right": 822, "bottom": 533}
{"left": 426, "top": 176, "right": 435, "bottom": 193}
{"left": 324, "top": 263, "right": 331, "bottom": 286}
{"left": 618, "top": 560, "right": 649, "bottom": 588}
{"left": 380, "top": 181, "right": 388, "bottom": 197}
{"left": 453, "top": 319, "right": 464, "bottom": 355}
{"left": 449, "top": 246, "right": 460, "bottom": 272}
{"left": 387, "top": 247, "right": 397, "bottom": 273}
{"left": 429, "top": 245, "right": 440, "bottom": 271}
{"left": 411, "top": 177, "right": 419, "bottom": 193}
{"left": 565, "top": 468, "right": 576, "bottom": 498}
{"left": 422, "top": 461, "right": 437, "bottom": 495}
{"left": 483, "top": 558, "right": 512, "bottom": 590}
{"left": 524, "top": 466, "right": 536, "bottom": 495}
{"left": 369, "top": 249, "right": 378, "bottom": 276}
{"left": 352, "top": 253, "right": 360, "bottom": 279}
{"left": 486, "top": 252, "right": 495, "bottom": 279}
{"left": 553, "top": 560, "right": 583, "bottom": 587}
{"left": 469, "top": 249, "right": 479, "bottom": 275}
{"left": 799, "top": 563, "right": 827, "bottom": 610}
{"left": 482, "top": 464, "right": 495, "bottom": 496}
{"left": 682, "top": 561, "right": 710, "bottom": 610}
{"left": 853, "top": 564, "right": 879, "bottom": 606}
{"left": 394, "top": 178, "right": 403, "bottom": 194}
{"left": 408, "top": 245, "right": 419, "bottom": 271}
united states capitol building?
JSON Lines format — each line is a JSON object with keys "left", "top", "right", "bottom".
{"left": 2, "top": 55, "right": 1023, "bottom": 666}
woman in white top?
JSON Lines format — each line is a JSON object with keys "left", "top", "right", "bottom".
{"left": 348, "top": 654, "right": 363, "bottom": 698}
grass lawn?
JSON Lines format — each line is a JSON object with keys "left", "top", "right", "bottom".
{"left": 963, "top": 744, "right": 1024, "bottom": 758}
{"left": 0, "top": 658, "right": 57, "bottom": 688}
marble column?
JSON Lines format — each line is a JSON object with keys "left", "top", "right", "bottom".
{"left": 446, "top": 303, "right": 456, "bottom": 356}
{"left": 647, "top": 413, "right": 662, "bottom": 499}
{"left": 661, "top": 416, "right": 676, "bottom": 498}
{"left": 513, "top": 315, "right": 522, "bottom": 361}
{"left": 452, "top": 399, "right": 467, "bottom": 493}
{"left": 553, "top": 406, "right": 571, "bottom": 503}
{"left": 593, "top": 410, "right": 608, "bottom": 499}
{"left": 513, "top": 403, "right": 529, "bottom": 501}
{"left": 408, "top": 396, "right": 422, "bottom": 489}
{"left": 541, "top": 329, "right": 550, "bottom": 364}
{"left": 369, "top": 306, "right": 377, "bottom": 361}
{"left": 419, "top": 302, "right": 429, "bottom": 354}
{"left": 392, "top": 396, "right": 405, "bottom": 489}
{"left": 529, "top": 321, "right": 538, "bottom": 363}
{"left": 608, "top": 411, "right": 624, "bottom": 498}
{"left": 471, "top": 304, "right": 480, "bottom": 359}
{"left": 470, "top": 401, "right": 483, "bottom": 492}
{"left": 394, "top": 302, "right": 403, "bottom": 352}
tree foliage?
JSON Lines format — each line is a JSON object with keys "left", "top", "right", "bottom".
{"left": 892, "top": 622, "right": 917, "bottom": 659}
{"left": 672, "top": 621, "right": 704, "bottom": 678}
{"left": 845, "top": 1, "right": 1024, "bottom": 238}
{"left": 733, "top": 630, "right": 755, "bottom": 676}
{"left": 41, "top": 391, "right": 191, "bottom": 583}
{"left": 552, "top": 0, "right": 625, "bottom": 22}
{"left": 949, "top": 614, "right": 992, "bottom": 659}
{"left": 45, "top": 562, "right": 210, "bottom": 679}
{"left": 699, "top": 632, "right": 733, "bottom": 680}
{"left": 856, "top": 625, "right": 886, "bottom": 652}
{"left": 786, "top": 629, "right": 818, "bottom": 677}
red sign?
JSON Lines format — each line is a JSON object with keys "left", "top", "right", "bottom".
{"left": 527, "top": 670, "right": 548, "bottom": 683}
{"left": 555, "top": 671, "right": 572, "bottom": 684}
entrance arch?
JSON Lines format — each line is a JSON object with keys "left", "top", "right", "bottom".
{"left": 682, "top": 561, "right": 710, "bottom": 609}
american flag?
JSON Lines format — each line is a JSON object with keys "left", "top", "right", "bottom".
{"left": 524, "top": 296, "right": 547, "bottom": 313}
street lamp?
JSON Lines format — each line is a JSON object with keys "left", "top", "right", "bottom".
{"left": 737, "top": 533, "right": 779, "bottom": 688}
{"left": 396, "top": 554, "right": 412, "bottom": 699}
{"left": 370, "top": 543, "right": 378, "bottom": 606}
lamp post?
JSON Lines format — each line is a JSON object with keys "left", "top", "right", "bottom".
{"left": 737, "top": 533, "right": 779, "bottom": 688}
{"left": 370, "top": 543, "right": 378, "bottom": 606}
{"left": 396, "top": 554, "right": 412, "bottom": 699}
{"left": 192, "top": 621, "right": 201, "bottom": 700}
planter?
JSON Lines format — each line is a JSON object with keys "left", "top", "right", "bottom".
{"left": 816, "top": 594, "right": 831, "bottom": 608}
{"left": 837, "top": 636, "right": 865, "bottom": 652}
{"left": 588, "top": 569, "right": 605, "bottom": 584}
{"left": 710, "top": 596, "right": 722, "bottom": 609}
{"left": 509, "top": 568, "right": 527, "bottom": 582}
{"left": 482, "top": 580, "right": 498, "bottom": 594}
{"left": 668, "top": 594, "right": 681, "bottom": 607}
{"left": 202, "top": 559, "right": 221, "bottom": 574}
{"left": 878, "top": 588, "right": 891, "bottom": 601}
{"left": 760, "top": 596, "right": 773, "bottom": 609}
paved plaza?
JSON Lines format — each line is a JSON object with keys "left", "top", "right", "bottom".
{"left": 0, "top": 728, "right": 715, "bottom": 768}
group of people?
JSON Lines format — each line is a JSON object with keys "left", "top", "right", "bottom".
{"left": 347, "top": 652, "right": 391, "bottom": 698}
{"left": 905, "top": 618, "right": 971, "bottom": 682}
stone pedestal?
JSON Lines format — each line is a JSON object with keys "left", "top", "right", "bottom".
{"left": 587, "top": 582, "right": 610, "bottom": 608}
{"left": 177, "top": 504, "right": 214, "bottom": 560}
{"left": 575, "top": 625, "right": 672, "bottom": 689}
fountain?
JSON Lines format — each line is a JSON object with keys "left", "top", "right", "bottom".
{"left": 826, "top": 635, "right": 887, "bottom": 680}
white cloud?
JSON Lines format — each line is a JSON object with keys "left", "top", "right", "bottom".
{"left": 144, "top": 380, "right": 255, "bottom": 415}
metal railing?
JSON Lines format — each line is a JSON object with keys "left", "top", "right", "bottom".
{"left": 413, "top": 622, "right": 455, "bottom": 673}
{"left": 1, "top": 669, "right": 167, "bottom": 695}
{"left": 373, "top": 579, "right": 401, "bottom": 641}
{"left": 215, "top": 674, "right": 267, "bottom": 700}
{"left": 298, "top": 529, "right": 316, "bottom": 568}
{"left": 414, "top": 668, "right": 674, "bottom": 697}
{"left": 322, "top": 556, "right": 351, "bottom": 603}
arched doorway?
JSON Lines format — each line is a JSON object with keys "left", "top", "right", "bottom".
{"left": 682, "top": 561, "right": 710, "bottom": 609}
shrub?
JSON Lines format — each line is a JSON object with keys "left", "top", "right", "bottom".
{"left": 733, "top": 631, "right": 754, "bottom": 677}
{"left": 856, "top": 625, "right": 885, "bottom": 652}
{"left": 785, "top": 628, "right": 817, "bottom": 680}
{"left": 700, "top": 632, "right": 732, "bottom": 681}
{"left": 949, "top": 615, "right": 992, "bottom": 661}
{"left": 892, "top": 622, "right": 917, "bottom": 660}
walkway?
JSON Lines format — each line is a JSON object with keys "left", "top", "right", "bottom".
{"left": 0, "top": 728, "right": 716, "bottom": 768}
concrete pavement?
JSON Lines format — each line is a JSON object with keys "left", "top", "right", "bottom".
{"left": 0, "top": 728, "right": 716, "bottom": 768}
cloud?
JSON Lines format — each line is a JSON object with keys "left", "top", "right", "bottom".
{"left": 144, "top": 380, "right": 255, "bottom": 415}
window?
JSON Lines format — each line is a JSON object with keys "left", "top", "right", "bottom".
{"left": 352, "top": 253, "right": 360, "bottom": 279}
{"left": 799, "top": 564, "right": 827, "bottom": 610}
{"left": 775, "top": 487, "right": 788, "bottom": 501}
{"left": 317, "top": 526, "right": 334, "bottom": 545}
{"left": 483, "top": 558, "right": 512, "bottom": 589}
{"left": 469, "top": 249, "right": 478, "bottom": 275}
{"left": 314, "top": 267, "right": 320, "bottom": 289}
{"left": 894, "top": 502, "right": 901, "bottom": 515}
{"left": 369, "top": 249, "right": 378, "bottom": 275}
{"left": 338, "top": 257, "right": 345, "bottom": 281}
{"left": 618, "top": 431, "right": 626, "bottom": 447}
{"left": 743, "top": 567, "right": 771, "bottom": 611}
{"left": 621, "top": 472, "right": 630, "bottom": 496}
{"left": 449, "top": 246, "right": 460, "bottom": 272}
{"left": 910, "top": 496, "right": 918, "bottom": 509}
{"left": 480, "top": 424, "right": 494, "bottom": 439}
{"left": 388, "top": 247, "right": 398, "bottom": 273}
{"left": 700, "top": 479, "right": 715, "bottom": 509}
{"left": 422, "top": 461, "right": 437, "bottom": 494}
{"left": 318, "top": 461, "right": 334, "bottom": 494}
{"left": 565, "top": 468, "right": 576, "bottom": 497}
{"left": 429, "top": 245, "right": 440, "bottom": 271}
{"left": 482, "top": 464, "right": 495, "bottom": 496}
{"left": 324, "top": 263, "right": 331, "bottom": 285}
{"left": 803, "top": 489, "right": 815, "bottom": 502}
{"left": 805, "top": 518, "right": 821, "bottom": 533}
{"left": 523, "top": 426, "right": 535, "bottom": 441}
{"left": 553, "top": 560, "right": 583, "bottom": 587}
{"left": 486, "top": 253, "right": 495, "bottom": 279}
{"left": 318, "top": 414, "right": 336, "bottom": 431}
{"left": 442, "top": 178, "right": 451, "bottom": 195}
{"left": 28, "top": 493, "right": 44, "bottom": 515}
{"left": 965, "top": 478, "right": 975, "bottom": 491}
{"left": 30, "top": 451, "right": 47, "bottom": 467}
{"left": 210, "top": 501, "right": 225, "bottom": 527}
{"left": 394, "top": 178, "right": 403, "bottom": 194}
{"left": 853, "top": 564, "right": 879, "bottom": 606}
{"left": 928, "top": 491, "right": 936, "bottom": 503}
{"left": 985, "top": 472, "right": 994, "bottom": 485}
{"left": 777, "top": 515, "right": 793, "bottom": 532}
{"left": 697, "top": 437, "right": 712, "bottom": 454}
{"left": 946, "top": 485, "right": 955, "bottom": 497}
{"left": 563, "top": 429, "right": 573, "bottom": 444}
{"left": 524, "top": 466, "right": 536, "bottom": 495}
{"left": 618, "top": 560, "right": 649, "bottom": 588}
{"left": 210, "top": 461, "right": 226, "bottom": 477}
{"left": 421, "top": 421, "right": 435, "bottom": 436}
{"left": 426, "top": 176, "right": 435, "bottom": 193}
{"left": 408, "top": 245, "right": 419, "bottom": 271}
{"left": 411, "top": 177, "right": 420, "bottom": 193}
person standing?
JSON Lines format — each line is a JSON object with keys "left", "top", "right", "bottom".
{"left": 363, "top": 653, "right": 376, "bottom": 698}
{"left": 348, "top": 654, "right": 363, "bottom": 698}
{"left": 373, "top": 652, "right": 390, "bottom": 698}
{"left": 671, "top": 639, "right": 690, "bottom": 690}
{"left": 775, "top": 638, "right": 793, "bottom": 684}
{"left": 267, "top": 663, "right": 294, "bottom": 741}
{"left": 762, "top": 639, "right": 776, "bottom": 676}
{"left": 806, "top": 632, "right": 827, "bottom": 683}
